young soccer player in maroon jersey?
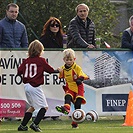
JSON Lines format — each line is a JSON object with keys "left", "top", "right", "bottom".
{"left": 56, "top": 48, "right": 89, "bottom": 128}
{"left": 17, "top": 40, "right": 59, "bottom": 132}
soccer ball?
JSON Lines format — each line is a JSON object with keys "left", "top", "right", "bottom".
{"left": 71, "top": 109, "right": 86, "bottom": 123}
{"left": 86, "top": 110, "right": 99, "bottom": 122}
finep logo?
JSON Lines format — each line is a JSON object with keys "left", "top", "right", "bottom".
{"left": 102, "top": 94, "right": 128, "bottom": 112}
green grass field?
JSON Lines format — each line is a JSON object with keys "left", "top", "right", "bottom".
{"left": 0, "top": 116, "right": 133, "bottom": 133}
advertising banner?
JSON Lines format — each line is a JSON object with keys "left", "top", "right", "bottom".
{"left": 0, "top": 98, "right": 25, "bottom": 117}
{"left": 82, "top": 51, "right": 133, "bottom": 116}
{"left": 0, "top": 50, "right": 133, "bottom": 117}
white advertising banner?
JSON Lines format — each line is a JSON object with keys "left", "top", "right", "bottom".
{"left": 0, "top": 50, "right": 133, "bottom": 117}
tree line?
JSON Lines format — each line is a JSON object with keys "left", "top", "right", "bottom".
{"left": 0, "top": 0, "right": 123, "bottom": 48}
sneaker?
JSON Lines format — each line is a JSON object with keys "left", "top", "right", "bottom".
{"left": 18, "top": 124, "right": 28, "bottom": 131}
{"left": 30, "top": 122, "right": 42, "bottom": 132}
{"left": 71, "top": 122, "right": 78, "bottom": 129}
{"left": 55, "top": 106, "right": 69, "bottom": 115}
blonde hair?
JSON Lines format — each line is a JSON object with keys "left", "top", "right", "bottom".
{"left": 28, "top": 40, "right": 44, "bottom": 57}
{"left": 63, "top": 48, "right": 75, "bottom": 58}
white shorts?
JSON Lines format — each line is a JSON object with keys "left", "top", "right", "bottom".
{"left": 24, "top": 83, "right": 48, "bottom": 110}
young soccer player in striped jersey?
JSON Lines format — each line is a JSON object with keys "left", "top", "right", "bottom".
{"left": 56, "top": 48, "right": 89, "bottom": 128}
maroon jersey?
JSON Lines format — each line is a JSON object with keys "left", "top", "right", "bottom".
{"left": 17, "top": 56, "right": 55, "bottom": 87}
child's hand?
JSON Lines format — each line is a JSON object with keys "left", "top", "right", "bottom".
{"left": 76, "top": 77, "right": 84, "bottom": 85}
{"left": 76, "top": 79, "right": 82, "bottom": 85}
{"left": 57, "top": 67, "right": 63, "bottom": 72}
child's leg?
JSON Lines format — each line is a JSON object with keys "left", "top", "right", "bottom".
{"left": 18, "top": 107, "right": 34, "bottom": 131}
{"left": 71, "top": 98, "right": 82, "bottom": 128}
{"left": 30, "top": 107, "right": 47, "bottom": 132}
{"left": 56, "top": 94, "right": 72, "bottom": 115}
{"left": 21, "top": 107, "right": 34, "bottom": 126}
{"left": 64, "top": 94, "right": 72, "bottom": 111}
{"left": 74, "top": 98, "right": 82, "bottom": 109}
{"left": 33, "top": 107, "right": 47, "bottom": 125}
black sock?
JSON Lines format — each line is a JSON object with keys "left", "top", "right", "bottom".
{"left": 21, "top": 112, "right": 32, "bottom": 126}
{"left": 65, "top": 95, "right": 72, "bottom": 105}
{"left": 34, "top": 108, "right": 46, "bottom": 125}
{"left": 74, "top": 98, "right": 82, "bottom": 109}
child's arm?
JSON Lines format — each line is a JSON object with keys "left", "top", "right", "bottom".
{"left": 57, "top": 67, "right": 63, "bottom": 73}
{"left": 75, "top": 77, "right": 84, "bottom": 85}
{"left": 53, "top": 69, "right": 59, "bottom": 73}
{"left": 50, "top": 67, "right": 63, "bottom": 73}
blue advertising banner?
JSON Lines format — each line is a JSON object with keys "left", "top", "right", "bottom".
{"left": 102, "top": 94, "right": 128, "bottom": 112}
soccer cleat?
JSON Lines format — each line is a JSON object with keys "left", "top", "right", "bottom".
{"left": 30, "top": 122, "right": 42, "bottom": 132}
{"left": 71, "top": 121, "right": 78, "bottom": 129}
{"left": 18, "top": 124, "right": 28, "bottom": 131}
{"left": 55, "top": 106, "right": 69, "bottom": 115}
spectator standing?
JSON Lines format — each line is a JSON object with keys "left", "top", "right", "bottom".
{"left": 39, "top": 17, "right": 64, "bottom": 48}
{"left": 0, "top": 3, "right": 28, "bottom": 48}
{"left": 67, "top": 3, "right": 95, "bottom": 48}
{"left": 121, "top": 15, "right": 133, "bottom": 50}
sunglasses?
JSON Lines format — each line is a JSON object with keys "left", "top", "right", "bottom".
{"left": 50, "top": 24, "right": 60, "bottom": 27}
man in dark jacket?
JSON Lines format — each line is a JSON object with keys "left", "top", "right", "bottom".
{"left": 67, "top": 3, "right": 95, "bottom": 48}
{"left": 121, "top": 15, "right": 133, "bottom": 50}
{"left": 0, "top": 3, "right": 28, "bottom": 48}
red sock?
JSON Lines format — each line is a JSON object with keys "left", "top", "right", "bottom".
{"left": 64, "top": 104, "right": 70, "bottom": 112}
{"left": 71, "top": 121, "right": 78, "bottom": 127}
